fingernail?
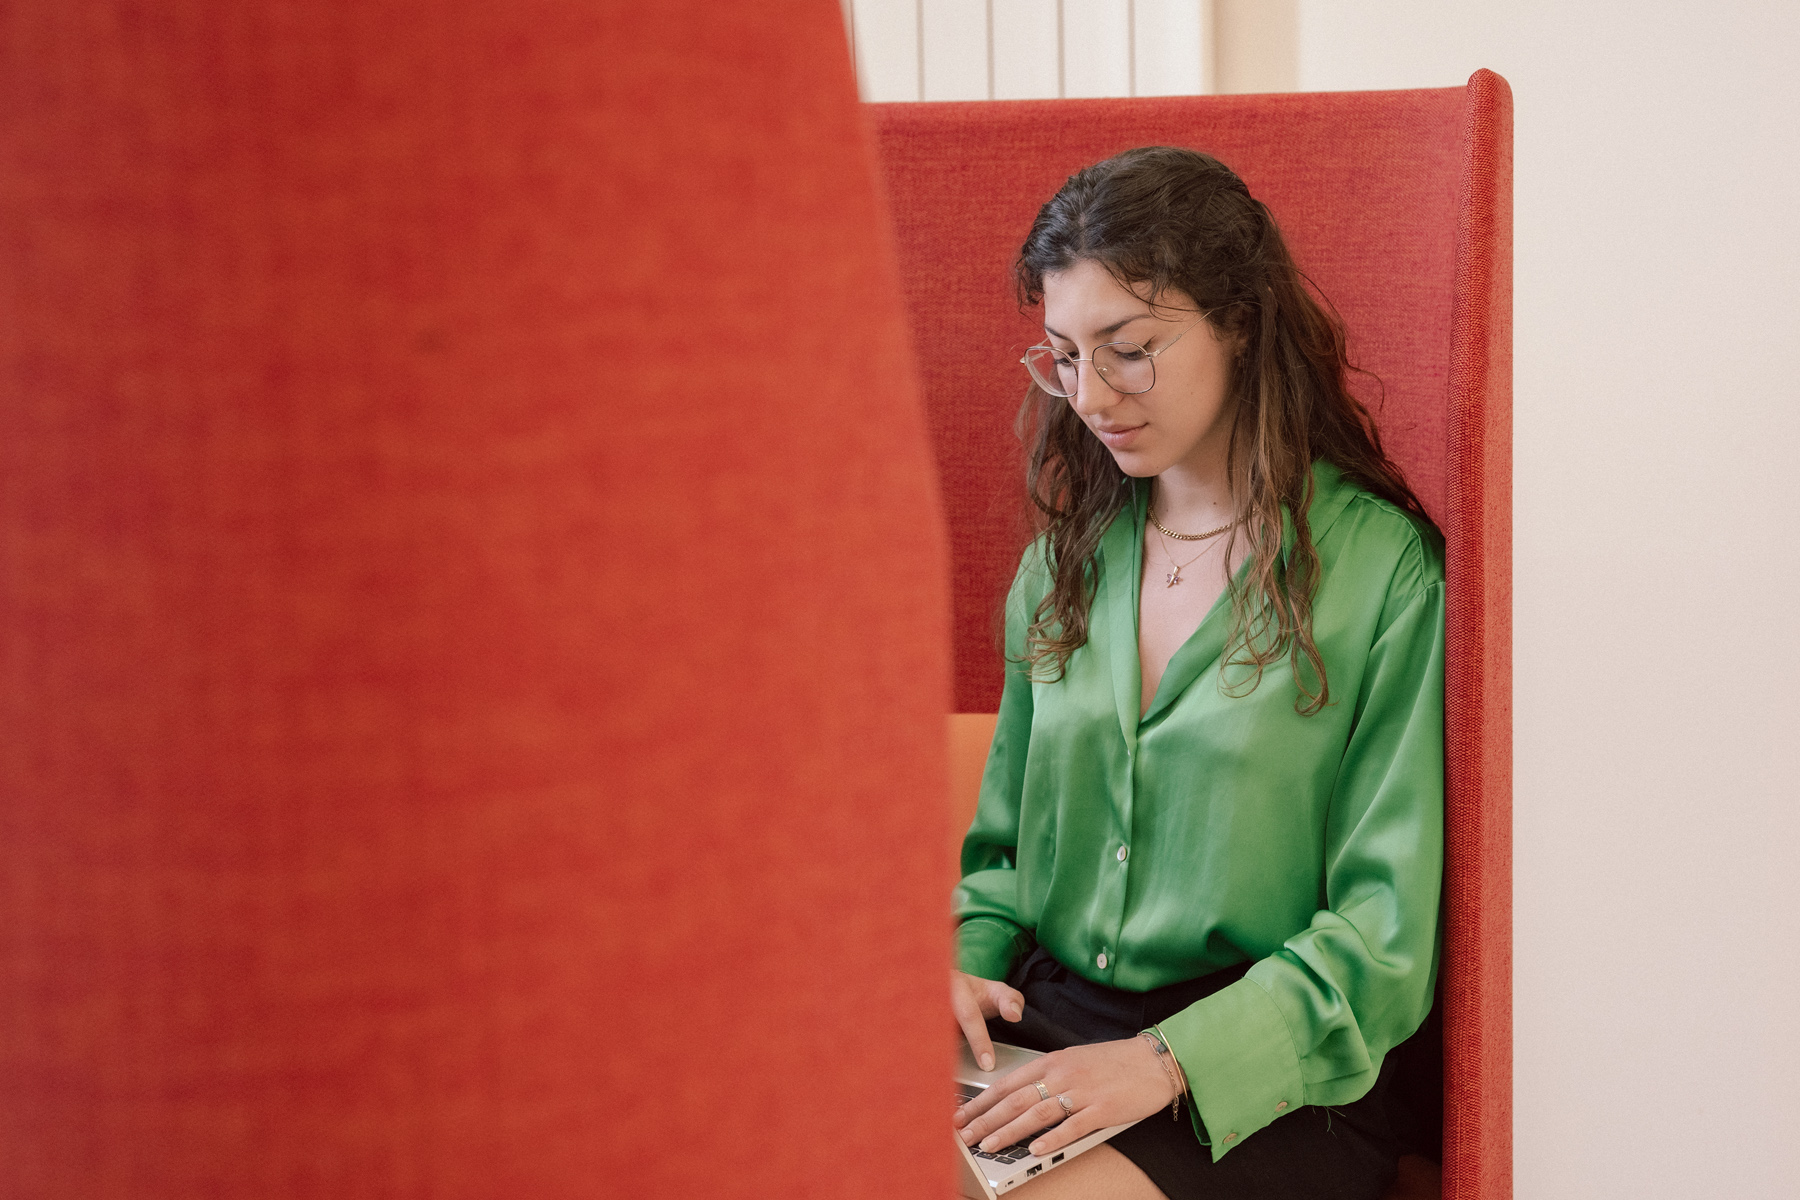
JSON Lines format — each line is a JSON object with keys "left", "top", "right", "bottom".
{"left": 981, "top": 1137, "right": 998, "bottom": 1152}
{"left": 1030, "top": 1141, "right": 1046, "bottom": 1156}
{"left": 980, "top": 1053, "right": 994, "bottom": 1070}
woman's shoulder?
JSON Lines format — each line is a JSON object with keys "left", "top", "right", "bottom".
{"left": 1312, "top": 461, "right": 1445, "bottom": 608}
{"left": 1004, "top": 530, "right": 1055, "bottom": 610}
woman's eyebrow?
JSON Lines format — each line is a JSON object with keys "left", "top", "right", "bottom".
{"left": 1043, "top": 312, "right": 1154, "bottom": 341}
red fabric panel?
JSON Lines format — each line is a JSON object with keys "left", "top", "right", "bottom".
{"left": 873, "top": 90, "right": 1465, "bottom": 711}
{"left": 0, "top": 3, "right": 949, "bottom": 1198}
{"left": 1442, "top": 69, "right": 1514, "bottom": 1200}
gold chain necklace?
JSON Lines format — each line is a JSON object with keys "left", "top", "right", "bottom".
{"left": 1148, "top": 508, "right": 1235, "bottom": 542}
{"left": 1147, "top": 496, "right": 1237, "bottom": 588}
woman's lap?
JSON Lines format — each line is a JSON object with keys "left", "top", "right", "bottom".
{"left": 1105, "top": 1097, "right": 1397, "bottom": 1200}
{"left": 990, "top": 947, "right": 1402, "bottom": 1200}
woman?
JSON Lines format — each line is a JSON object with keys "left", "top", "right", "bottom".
{"left": 949, "top": 147, "right": 1444, "bottom": 1200}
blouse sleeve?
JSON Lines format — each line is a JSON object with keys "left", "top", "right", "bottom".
{"left": 1158, "top": 551, "right": 1446, "bottom": 1160}
{"left": 951, "top": 548, "right": 1044, "bottom": 982}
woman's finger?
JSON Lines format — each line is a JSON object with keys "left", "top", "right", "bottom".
{"left": 954, "top": 1068, "right": 1021, "bottom": 1130}
{"left": 959, "top": 1055, "right": 1049, "bottom": 1128}
{"left": 957, "top": 1043, "right": 1044, "bottom": 1129}
{"left": 1026, "top": 1101, "right": 1104, "bottom": 1159}
{"left": 951, "top": 976, "right": 998, "bottom": 1072}
{"left": 974, "top": 1096, "right": 1069, "bottom": 1155}
{"left": 958, "top": 1065, "right": 1057, "bottom": 1143}
{"left": 983, "top": 978, "right": 1025, "bottom": 1023}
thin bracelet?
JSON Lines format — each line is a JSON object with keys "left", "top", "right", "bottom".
{"left": 1138, "top": 1029, "right": 1185, "bottom": 1121}
{"left": 1150, "top": 1023, "right": 1190, "bottom": 1096}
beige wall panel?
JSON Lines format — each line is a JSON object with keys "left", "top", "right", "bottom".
{"left": 852, "top": 0, "right": 922, "bottom": 100}
{"left": 1213, "top": 0, "right": 1296, "bottom": 93}
{"left": 992, "top": 0, "right": 1063, "bottom": 99}
{"left": 1061, "top": 0, "right": 1132, "bottom": 96}
{"left": 1135, "top": 0, "right": 1210, "bottom": 95}
{"left": 922, "top": 0, "right": 992, "bottom": 99}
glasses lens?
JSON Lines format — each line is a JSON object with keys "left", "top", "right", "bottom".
{"left": 1023, "top": 346, "right": 1077, "bottom": 397}
{"left": 1094, "top": 342, "right": 1154, "bottom": 395}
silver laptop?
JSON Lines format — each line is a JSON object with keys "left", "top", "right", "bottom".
{"left": 954, "top": 1040, "right": 1142, "bottom": 1198}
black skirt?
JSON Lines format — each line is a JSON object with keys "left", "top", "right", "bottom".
{"left": 985, "top": 947, "right": 1408, "bottom": 1200}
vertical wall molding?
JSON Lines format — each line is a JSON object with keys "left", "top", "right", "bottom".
{"left": 916, "top": 0, "right": 926, "bottom": 100}
{"left": 1127, "top": 0, "right": 1137, "bottom": 95}
{"left": 1056, "top": 0, "right": 1065, "bottom": 96}
{"left": 986, "top": 0, "right": 997, "bottom": 98}
{"left": 849, "top": 0, "right": 1220, "bottom": 102}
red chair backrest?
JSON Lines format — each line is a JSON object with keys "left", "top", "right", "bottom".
{"left": 871, "top": 74, "right": 1512, "bottom": 1200}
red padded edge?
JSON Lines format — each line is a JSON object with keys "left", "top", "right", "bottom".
{"left": 0, "top": 2, "right": 950, "bottom": 1196}
{"left": 1441, "top": 70, "right": 1514, "bottom": 1200}
{"left": 872, "top": 91, "right": 1465, "bottom": 711}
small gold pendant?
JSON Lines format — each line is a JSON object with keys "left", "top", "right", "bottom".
{"left": 1165, "top": 569, "right": 1182, "bottom": 587}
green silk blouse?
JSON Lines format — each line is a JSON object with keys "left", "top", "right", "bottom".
{"left": 953, "top": 460, "right": 1445, "bottom": 1160}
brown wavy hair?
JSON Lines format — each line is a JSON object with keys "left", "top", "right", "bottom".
{"left": 1016, "top": 146, "right": 1430, "bottom": 714}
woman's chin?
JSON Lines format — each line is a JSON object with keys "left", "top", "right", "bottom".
{"left": 1106, "top": 447, "right": 1168, "bottom": 478}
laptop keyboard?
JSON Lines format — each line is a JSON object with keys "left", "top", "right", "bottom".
{"left": 955, "top": 1084, "right": 1036, "bottom": 1165}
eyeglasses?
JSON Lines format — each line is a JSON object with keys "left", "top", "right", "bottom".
{"left": 1019, "top": 316, "right": 1209, "bottom": 398}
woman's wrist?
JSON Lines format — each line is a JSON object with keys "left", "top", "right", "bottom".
{"left": 1138, "top": 1027, "right": 1188, "bottom": 1120}
{"left": 1151, "top": 1024, "right": 1189, "bottom": 1094}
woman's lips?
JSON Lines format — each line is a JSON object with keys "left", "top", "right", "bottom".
{"left": 1092, "top": 423, "right": 1145, "bottom": 449}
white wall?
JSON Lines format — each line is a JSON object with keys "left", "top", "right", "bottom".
{"left": 1299, "top": 3, "right": 1800, "bottom": 1196}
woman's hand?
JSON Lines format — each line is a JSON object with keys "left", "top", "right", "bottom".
{"left": 951, "top": 970, "right": 1025, "bottom": 1072}
{"left": 953, "top": 1036, "right": 1176, "bottom": 1160}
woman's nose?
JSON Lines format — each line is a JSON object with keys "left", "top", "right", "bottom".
{"left": 1067, "top": 361, "right": 1117, "bottom": 415}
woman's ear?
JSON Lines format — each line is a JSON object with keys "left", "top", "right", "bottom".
{"left": 1210, "top": 309, "right": 1250, "bottom": 360}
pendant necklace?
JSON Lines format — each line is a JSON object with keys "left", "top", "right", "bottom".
{"left": 1158, "top": 540, "right": 1212, "bottom": 588}
{"left": 1148, "top": 499, "right": 1237, "bottom": 588}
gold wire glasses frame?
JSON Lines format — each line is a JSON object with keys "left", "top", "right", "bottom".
{"left": 1019, "top": 315, "right": 1211, "bottom": 398}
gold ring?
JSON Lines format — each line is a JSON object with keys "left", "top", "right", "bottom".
{"left": 1034, "top": 1081, "right": 1051, "bottom": 1102}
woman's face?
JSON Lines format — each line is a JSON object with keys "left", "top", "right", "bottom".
{"left": 1039, "top": 258, "right": 1236, "bottom": 480}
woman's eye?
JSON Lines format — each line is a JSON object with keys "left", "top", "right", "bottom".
{"left": 1111, "top": 348, "right": 1148, "bottom": 363}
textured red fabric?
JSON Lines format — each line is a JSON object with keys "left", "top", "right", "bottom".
{"left": 0, "top": 2, "right": 950, "bottom": 1197}
{"left": 1442, "top": 69, "right": 1514, "bottom": 1200}
{"left": 874, "top": 75, "right": 1511, "bottom": 1198}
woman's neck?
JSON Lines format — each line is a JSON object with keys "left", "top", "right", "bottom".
{"left": 1150, "top": 460, "right": 1235, "bottom": 533}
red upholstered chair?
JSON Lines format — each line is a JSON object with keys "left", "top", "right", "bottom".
{"left": 2, "top": 2, "right": 951, "bottom": 1197}
{"left": 876, "top": 72, "right": 1512, "bottom": 1200}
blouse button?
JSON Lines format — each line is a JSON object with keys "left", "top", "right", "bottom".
{"left": 1275, "top": 1101, "right": 1288, "bottom": 1111}
{"left": 1096, "top": 951, "right": 1109, "bottom": 969}
{"left": 1224, "top": 1133, "right": 1237, "bottom": 1143}
{"left": 1116, "top": 844, "right": 1129, "bottom": 862}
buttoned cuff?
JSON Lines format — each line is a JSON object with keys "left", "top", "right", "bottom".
{"left": 1157, "top": 975, "right": 1306, "bottom": 1161}
{"left": 955, "top": 917, "right": 1034, "bottom": 982}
